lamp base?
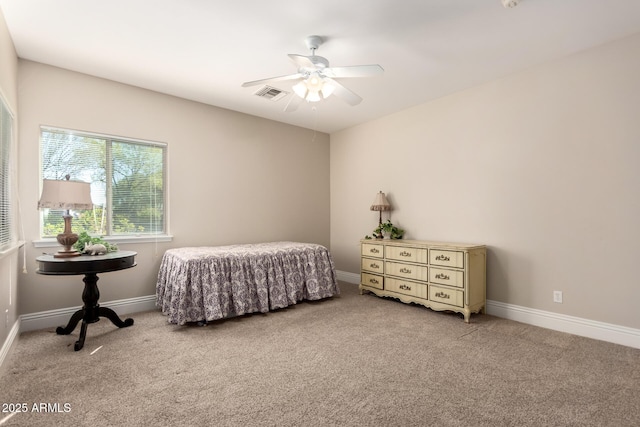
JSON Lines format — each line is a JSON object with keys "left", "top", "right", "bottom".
{"left": 55, "top": 232, "right": 81, "bottom": 258}
{"left": 53, "top": 249, "right": 81, "bottom": 258}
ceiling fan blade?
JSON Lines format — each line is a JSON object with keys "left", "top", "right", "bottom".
{"left": 241, "top": 73, "right": 301, "bottom": 87}
{"left": 325, "top": 64, "right": 384, "bottom": 78}
{"left": 283, "top": 94, "right": 303, "bottom": 112}
{"left": 288, "top": 54, "right": 315, "bottom": 69}
{"left": 323, "top": 77, "right": 362, "bottom": 106}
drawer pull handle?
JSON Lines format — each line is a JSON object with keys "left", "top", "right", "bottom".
{"left": 399, "top": 251, "right": 412, "bottom": 257}
{"left": 369, "top": 248, "right": 380, "bottom": 254}
{"left": 399, "top": 284, "right": 412, "bottom": 291}
{"left": 369, "top": 278, "right": 379, "bottom": 285}
{"left": 435, "top": 291, "right": 450, "bottom": 299}
{"left": 370, "top": 263, "right": 380, "bottom": 269}
{"left": 435, "top": 273, "right": 450, "bottom": 280}
{"left": 399, "top": 267, "right": 412, "bottom": 274}
{"left": 435, "top": 255, "right": 450, "bottom": 261}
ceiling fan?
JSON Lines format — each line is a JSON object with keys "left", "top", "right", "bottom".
{"left": 241, "top": 35, "right": 384, "bottom": 112}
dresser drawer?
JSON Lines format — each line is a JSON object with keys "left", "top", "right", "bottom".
{"left": 429, "top": 249, "right": 464, "bottom": 268}
{"left": 386, "top": 246, "right": 428, "bottom": 264}
{"left": 362, "top": 257, "right": 384, "bottom": 274}
{"left": 385, "top": 278, "right": 428, "bottom": 299}
{"left": 362, "top": 243, "right": 384, "bottom": 259}
{"left": 361, "top": 272, "right": 384, "bottom": 290}
{"left": 429, "top": 267, "right": 464, "bottom": 288}
{"left": 429, "top": 285, "right": 464, "bottom": 307}
{"left": 386, "top": 261, "right": 428, "bottom": 281}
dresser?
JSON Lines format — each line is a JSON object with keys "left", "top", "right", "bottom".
{"left": 360, "top": 239, "right": 486, "bottom": 322}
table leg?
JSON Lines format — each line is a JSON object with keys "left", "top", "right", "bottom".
{"left": 99, "top": 306, "right": 134, "bottom": 328}
{"left": 56, "top": 309, "right": 84, "bottom": 335}
{"left": 56, "top": 272, "right": 134, "bottom": 351}
{"left": 74, "top": 320, "right": 88, "bottom": 351}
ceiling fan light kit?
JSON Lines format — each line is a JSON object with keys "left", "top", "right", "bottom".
{"left": 292, "top": 73, "right": 335, "bottom": 102}
{"left": 242, "top": 35, "right": 383, "bottom": 112}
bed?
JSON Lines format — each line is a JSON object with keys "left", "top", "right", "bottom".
{"left": 156, "top": 241, "right": 340, "bottom": 325}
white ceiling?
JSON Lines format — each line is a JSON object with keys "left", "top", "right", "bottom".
{"left": 2, "top": 0, "right": 640, "bottom": 134}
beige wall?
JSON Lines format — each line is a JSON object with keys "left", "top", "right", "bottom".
{"left": 330, "top": 32, "right": 640, "bottom": 329}
{"left": 17, "top": 60, "right": 330, "bottom": 314}
{"left": 0, "top": 7, "right": 19, "bottom": 354}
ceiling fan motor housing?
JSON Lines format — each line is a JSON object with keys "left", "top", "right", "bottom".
{"left": 301, "top": 36, "right": 329, "bottom": 72}
{"left": 308, "top": 55, "right": 329, "bottom": 70}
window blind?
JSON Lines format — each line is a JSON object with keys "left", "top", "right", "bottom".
{"left": 40, "top": 127, "right": 166, "bottom": 237}
{"left": 0, "top": 96, "right": 14, "bottom": 249}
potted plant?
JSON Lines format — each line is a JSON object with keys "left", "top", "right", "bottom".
{"left": 73, "top": 231, "right": 119, "bottom": 254}
{"left": 365, "top": 220, "right": 405, "bottom": 240}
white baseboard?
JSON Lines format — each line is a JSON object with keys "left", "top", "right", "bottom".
{"left": 20, "top": 295, "right": 157, "bottom": 333}
{"left": 485, "top": 300, "right": 640, "bottom": 349}
{"left": 336, "top": 270, "right": 640, "bottom": 350}
{"left": 336, "top": 270, "right": 360, "bottom": 285}
{"left": 0, "top": 318, "right": 20, "bottom": 372}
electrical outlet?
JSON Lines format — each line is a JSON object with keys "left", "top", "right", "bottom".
{"left": 553, "top": 291, "right": 563, "bottom": 303}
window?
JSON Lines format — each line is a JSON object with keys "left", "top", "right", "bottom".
{"left": 40, "top": 127, "right": 166, "bottom": 239}
{"left": 0, "top": 96, "right": 14, "bottom": 250}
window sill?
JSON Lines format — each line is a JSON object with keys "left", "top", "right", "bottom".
{"left": 33, "top": 235, "right": 173, "bottom": 248}
{"left": 0, "top": 240, "right": 26, "bottom": 259}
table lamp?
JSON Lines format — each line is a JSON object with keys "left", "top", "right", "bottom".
{"left": 38, "top": 175, "right": 93, "bottom": 258}
{"left": 370, "top": 190, "right": 392, "bottom": 225}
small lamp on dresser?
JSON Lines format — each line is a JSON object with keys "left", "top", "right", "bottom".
{"left": 370, "top": 190, "right": 392, "bottom": 225}
{"left": 38, "top": 175, "right": 93, "bottom": 258}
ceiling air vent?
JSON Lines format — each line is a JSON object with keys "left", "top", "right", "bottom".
{"left": 254, "top": 85, "right": 288, "bottom": 102}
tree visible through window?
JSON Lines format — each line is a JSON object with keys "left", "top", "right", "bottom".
{"left": 40, "top": 127, "right": 166, "bottom": 238}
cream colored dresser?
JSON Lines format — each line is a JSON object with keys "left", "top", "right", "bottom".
{"left": 360, "top": 239, "right": 486, "bottom": 322}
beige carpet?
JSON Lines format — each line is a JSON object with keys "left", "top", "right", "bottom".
{"left": 1, "top": 283, "right": 639, "bottom": 426}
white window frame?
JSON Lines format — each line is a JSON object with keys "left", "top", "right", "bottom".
{"left": 34, "top": 126, "right": 172, "bottom": 247}
{"left": 0, "top": 91, "right": 17, "bottom": 257}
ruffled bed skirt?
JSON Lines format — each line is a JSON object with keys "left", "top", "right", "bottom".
{"left": 156, "top": 242, "right": 340, "bottom": 325}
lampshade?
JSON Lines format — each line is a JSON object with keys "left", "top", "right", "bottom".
{"left": 293, "top": 73, "right": 335, "bottom": 102}
{"left": 370, "top": 191, "right": 391, "bottom": 212}
{"left": 38, "top": 178, "right": 93, "bottom": 210}
{"left": 38, "top": 177, "right": 93, "bottom": 258}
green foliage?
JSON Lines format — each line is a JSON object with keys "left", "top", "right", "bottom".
{"left": 111, "top": 141, "right": 164, "bottom": 234}
{"left": 42, "top": 209, "right": 104, "bottom": 237}
{"left": 73, "top": 231, "right": 118, "bottom": 253}
{"left": 366, "top": 220, "right": 405, "bottom": 240}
